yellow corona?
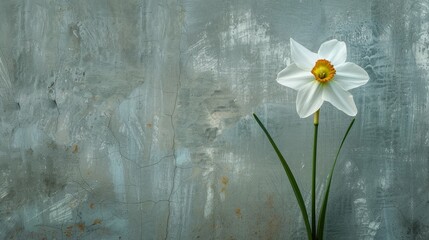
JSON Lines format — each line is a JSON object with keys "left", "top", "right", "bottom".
{"left": 311, "top": 59, "right": 336, "bottom": 83}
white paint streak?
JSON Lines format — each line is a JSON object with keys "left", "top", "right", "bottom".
{"left": 354, "top": 195, "right": 381, "bottom": 239}
{"left": 189, "top": 31, "right": 218, "bottom": 72}
{"left": 413, "top": 24, "right": 429, "bottom": 71}
{"left": 202, "top": 154, "right": 215, "bottom": 219}
{"left": 176, "top": 148, "right": 191, "bottom": 167}
{"left": 48, "top": 193, "right": 85, "bottom": 223}
{"left": 12, "top": 125, "right": 45, "bottom": 149}
{"left": 219, "top": 191, "right": 225, "bottom": 202}
{"left": 0, "top": 180, "right": 8, "bottom": 200}
{"left": 108, "top": 146, "right": 126, "bottom": 202}
{"left": 220, "top": 10, "right": 271, "bottom": 48}
{"left": 354, "top": 198, "right": 367, "bottom": 204}
{"left": 23, "top": 191, "right": 86, "bottom": 225}
{"left": 204, "top": 182, "right": 214, "bottom": 219}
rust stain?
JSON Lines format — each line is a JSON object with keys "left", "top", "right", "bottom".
{"left": 92, "top": 219, "right": 102, "bottom": 225}
{"left": 221, "top": 176, "right": 229, "bottom": 185}
{"left": 266, "top": 214, "right": 281, "bottom": 239}
{"left": 235, "top": 208, "right": 242, "bottom": 219}
{"left": 220, "top": 176, "right": 229, "bottom": 193}
{"left": 89, "top": 203, "right": 95, "bottom": 209}
{"left": 77, "top": 222, "right": 85, "bottom": 232}
{"left": 64, "top": 225, "right": 73, "bottom": 238}
{"left": 72, "top": 144, "right": 79, "bottom": 153}
{"left": 146, "top": 123, "right": 152, "bottom": 128}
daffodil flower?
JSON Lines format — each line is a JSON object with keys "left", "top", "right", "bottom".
{"left": 277, "top": 38, "right": 369, "bottom": 118}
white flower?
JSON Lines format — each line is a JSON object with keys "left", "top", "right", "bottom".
{"left": 277, "top": 38, "right": 369, "bottom": 118}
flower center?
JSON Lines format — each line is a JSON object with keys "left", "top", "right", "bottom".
{"left": 311, "top": 59, "right": 336, "bottom": 83}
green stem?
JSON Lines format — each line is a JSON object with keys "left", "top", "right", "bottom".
{"left": 312, "top": 110, "right": 320, "bottom": 240}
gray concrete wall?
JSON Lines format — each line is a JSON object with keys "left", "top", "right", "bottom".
{"left": 0, "top": 0, "right": 428, "bottom": 239}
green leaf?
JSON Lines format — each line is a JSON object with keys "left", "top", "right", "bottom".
{"left": 253, "top": 113, "right": 313, "bottom": 240}
{"left": 316, "top": 119, "right": 355, "bottom": 240}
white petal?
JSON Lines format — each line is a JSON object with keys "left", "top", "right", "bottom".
{"left": 290, "top": 38, "right": 318, "bottom": 70}
{"left": 334, "top": 62, "right": 369, "bottom": 90}
{"left": 277, "top": 64, "right": 314, "bottom": 90}
{"left": 317, "top": 39, "right": 347, "bottom": 66}
{"left": 322, "top": 81, "right": 357, "bottom": 116}
{"left": 296, "top": 81, "right": 324, "bottom": 118}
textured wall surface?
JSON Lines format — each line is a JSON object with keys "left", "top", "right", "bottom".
{"left": 0, "top": 0, "right": 428, "bottom": 239}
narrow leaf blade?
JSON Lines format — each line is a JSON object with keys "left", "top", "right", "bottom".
{"left": 316, "top": 119, "right": 355, "bottom": 240}
{"left": 253, "top": 113, "right": 313, "bottom": 240}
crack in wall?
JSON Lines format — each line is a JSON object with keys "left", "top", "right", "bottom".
{"left": 164, "top": 55, "right": 181, "bottom": 240}
{"left": 164, "top": 25, "right": 183, "bottom": 240}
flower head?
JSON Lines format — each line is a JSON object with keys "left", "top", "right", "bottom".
{"left": 277, "top": 38, "right": 369, "bottom": 118}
